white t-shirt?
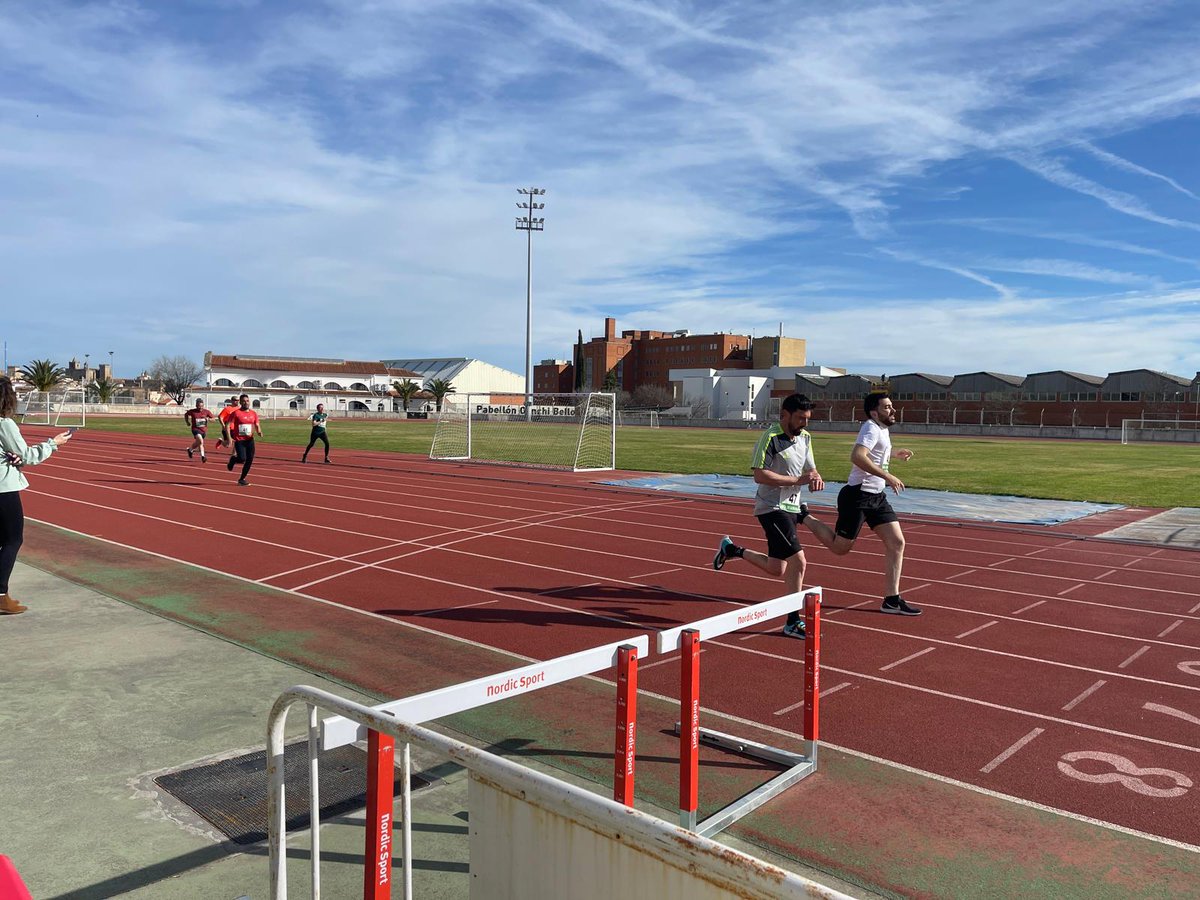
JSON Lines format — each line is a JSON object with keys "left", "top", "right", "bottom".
{"left": 847, "top": 419, "right": 891, "bottom": 494}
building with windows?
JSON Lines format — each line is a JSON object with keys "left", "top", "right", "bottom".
{"left": 537, "top": 317, "right": 758, "bottom": 395}
{"left": 199, "top": 353, "right": 420, "bottom": 412}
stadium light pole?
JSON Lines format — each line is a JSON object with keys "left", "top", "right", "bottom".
{"left": 515, "top": 187, "right": 545, "bottom": 421}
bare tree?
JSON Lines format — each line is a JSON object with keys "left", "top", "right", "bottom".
{"left": 148, "top": 355, "right": 203, "bottom": 405}
{"left": 630, "top": 384, "right": 673, "bottom": 410}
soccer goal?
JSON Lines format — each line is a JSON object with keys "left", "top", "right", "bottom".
{"left": 618, "top": 408, "right": 660, "bottom": 428}
{"left": 1121, "top": 418, "right": 1200, "bottom": 444}
{"left": 19, "top": 388, "right": 87, "bottom": 428}
{"left": 430, "top": 393, "right": 616, "bottom": 471}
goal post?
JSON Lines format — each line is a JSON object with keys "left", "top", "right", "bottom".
{"left": 1121, "top": 418, "right": 1200, "bottom": 444}
{"left": 430, "top": 393, "right": 616, "bottom": 471}
{"left": 19, "top": 388, "right": 87, "bottom": 428}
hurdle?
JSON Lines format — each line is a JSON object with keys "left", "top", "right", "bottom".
{"left": 317, "top": 633, "right": 649, "bottom": 900}
{"left": 657, "top": 588, "right": 821, "bottom": 837}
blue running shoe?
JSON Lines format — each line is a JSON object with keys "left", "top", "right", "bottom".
{"left": 712, "top": 536, "right": 736, "bottom": 570}
{"left": 782, "top": 621, "right": 806, "bottom": 640}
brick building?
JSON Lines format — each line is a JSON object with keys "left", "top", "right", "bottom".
{"left": 536, "top": 317, "right": 757, "bottom": 394}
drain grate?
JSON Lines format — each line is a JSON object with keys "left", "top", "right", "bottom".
{"left": 155, "top": 742, "right": 428, "bottom": 845}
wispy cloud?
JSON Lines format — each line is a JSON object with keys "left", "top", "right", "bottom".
{"left": 1, "top": 0, "right": 1199, "bottom": 377}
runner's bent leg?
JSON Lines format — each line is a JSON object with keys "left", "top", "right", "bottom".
{"left": 240, "top": 440, "right": 256, "bottom": 480}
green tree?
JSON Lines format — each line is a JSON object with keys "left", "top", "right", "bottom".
{"left": 602, "top": 369, "right": 619, "bottom": 392}
{"left": 148, "top": 354, "right": 203, "bottom": 405}
{"left": 88, "top": 378, "right": 119, "bottom": 403}
{"left": 425, "top": 377, "right": 456, "bottom": 412}
{"left": 20, "top": 359, "right": 68, "bottom": 392}
{"left": 392, "top": 379, "right": 421, "bottom": 411}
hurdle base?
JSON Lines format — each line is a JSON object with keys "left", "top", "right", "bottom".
{"left": 674, "top": 723, "right": 817, "bottom": 838}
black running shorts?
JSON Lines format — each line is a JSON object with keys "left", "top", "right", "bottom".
{"left": 756, "top": 510, "right": 803, "bottom": 560}
{"left": 835, "top": 484, "right": 898, "bottom": 540}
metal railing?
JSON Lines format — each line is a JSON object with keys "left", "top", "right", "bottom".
{"left": 267, "top": 685, "right": 853, "bottom": 900}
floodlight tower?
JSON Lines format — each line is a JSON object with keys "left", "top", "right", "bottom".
{"left": 515, "top": 187, "right": 545, "bottom": 420}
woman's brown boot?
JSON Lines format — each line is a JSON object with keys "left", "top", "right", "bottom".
{"left": 0, "top": 594, "right": 27, "bottom": 615}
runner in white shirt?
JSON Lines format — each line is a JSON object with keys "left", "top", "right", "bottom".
{"left": 711, "top": 394, "right": 825, "bottom": 639}
{"left": 801, "top": 392, "right": 922, "bottom": 616}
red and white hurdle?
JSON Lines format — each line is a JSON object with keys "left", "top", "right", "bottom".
{"left": 316, "top": 633, "right": 650, "bottom": 900}
{"left": 656, "top": 588, "right": 822, "bottom": 836}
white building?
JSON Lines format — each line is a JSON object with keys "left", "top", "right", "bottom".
{"left": 380, "top": 357, "right": 524, "bottom": 395}
{"left": 196, "top": 352, "right": 421, "bottom": 413}
{"left": 671, "top": 365, "right": 845, "bottom": 420}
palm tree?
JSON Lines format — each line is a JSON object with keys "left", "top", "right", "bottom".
{"left": 89, "top": 378, "right": 119, "bottom": 403}
{"left": 20, "top": 359, "right": 68, "bottom": 392}
{"left": 425, "top": 378, "right": 456, "bottom": 412}
{"left": 392, "top": 379, "right": 421, "bottom": 412}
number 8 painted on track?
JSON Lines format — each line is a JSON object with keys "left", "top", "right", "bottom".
{"left": 1057, "top": 751, "right": 1192, "bottom": 798}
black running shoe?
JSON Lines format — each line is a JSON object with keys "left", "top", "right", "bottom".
{"left": 782, "top": 621, "right": 806, "bottom": 640}
{"left": 187, "top": 448, "right": 193, "bottom": 459}
{"left": 881, "top": 597, "right": 922, "bottom": 616}
{"left": 712, "top": 536, "right": 735, "bottom": 570}
{"left": 227, "top": 458, "right": 235, "bottom": 471}
{"left": 237, "top": 478, "right": 249, "bottom": 486}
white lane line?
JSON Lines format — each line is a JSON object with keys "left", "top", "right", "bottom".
{"left": 1190, "top": 600, "right": 1200, "bottom": 615}
{"left": 1013, "top": 600, "right": 1046, "bottom": 615}
{"left": 415, "top": 599, "right": 498, "bottom": 617}
{"left": 773, "top": 681, "right": 853, "bottom": 716}
{"left": 989, "top": 557, "right": 1018, "bottom": 567}
{"left": 638, "top": 649, "right": 704, "bottom": 672}
{"left": 1094, "top": 568, "right": 1119, "bottom": 580}
{"left": 1062, "top": 679, "right": 1107, "bottom": 712}
{"left": 1057, "top": 583, "right": 1084, "bottom": 597}
{"left": 1158, "top": 620, "right": 1185, "bottom": 639}
{"left": 880, "top": 647, "right": 936, "bottom": 672}
{"left": 1144, "top": 703, "right": 1200, "bottom": 727}
{"left": 1124, "top": 548, "right": 1163, "bottom": 567}
{"left": 1119, "top": 645, "right": 1151, "bottom": 669}
{"left": 981, "top": 728, "right": 1045, "bottom": 774}
{"left": 955, "top": 621, "right": 998, "bottom": 640}
{"left": 632, "top": 566, "right": 683, "bottom": 579}
{"left": 945, "top": 569, "right": 979, "bottom": 581}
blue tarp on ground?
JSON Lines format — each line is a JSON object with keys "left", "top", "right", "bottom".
{"left": 602, "top": 473, "right": 1121, "bottom": 526}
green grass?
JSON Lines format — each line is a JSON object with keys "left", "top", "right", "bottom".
{"left": 77, "top": 416, "right": 1200, "bottom": 508}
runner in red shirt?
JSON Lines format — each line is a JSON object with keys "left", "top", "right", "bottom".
{"left": 217, "top": 395, "right": 238, "bottom": 455}
{"left": 225, "top": 394, "right": 263, "bottom": 486}
{"left": 183, "top": 399, "right": 216, "bottom": 463}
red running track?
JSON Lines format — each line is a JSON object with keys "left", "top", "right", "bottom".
{"left": 21, "top": 427, "right": 1200, "bottom": 849}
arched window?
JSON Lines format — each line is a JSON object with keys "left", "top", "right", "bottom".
{"left": 297, "top": 381, "right": 316, "bottom": 390}
{"left": 243, "top": 379, "right": 265, "bottom": 388}
{"left": 324, "top": 381, "right": 344, "bottom": 390}
{"left": 271, "top": 380, "right": 289, "bottom": 389}
{"left": 214, "top": 378, "right": 234, "bottom": 387}
{"left": 289, "top": 401, "right": 298, "bottom": 409}
{"left": 251, "top": 399, "right": 261, "bottom": 408}
{"left": 350, "top": 382, "right": 369, "bottom": 391}
{"left": 349, "top": 401, "right": 369, "bottom": 411}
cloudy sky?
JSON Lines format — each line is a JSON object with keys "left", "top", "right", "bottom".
{"left": 2, "top": 0, "right": 1198, "bottom": 379}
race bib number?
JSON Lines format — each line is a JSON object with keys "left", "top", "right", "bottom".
{"left": 780, "top": 488, "right": 804, "bottom": 514}
{"left": 238, "top": 423, "right": 253, "bottom": 436}
{"left": 193, "top": 417, "right": 207, "bottom": 428}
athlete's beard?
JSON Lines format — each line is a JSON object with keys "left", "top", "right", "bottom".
{"left": 877, "top": 412, "right": 897, "bottom": 427}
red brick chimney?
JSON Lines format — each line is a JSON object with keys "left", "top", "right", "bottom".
{"left": 604, "top": 317, "right": 616, "bottom": 340}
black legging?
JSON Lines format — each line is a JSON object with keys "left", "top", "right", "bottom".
{"left": 232, "top": 439, "right": 256, "bottom": 479}
{"left": 303, "top": 428, "right": 329, "bottom": 460}
{"left": 0, "top": 491, "right": 25, "bottom": 594}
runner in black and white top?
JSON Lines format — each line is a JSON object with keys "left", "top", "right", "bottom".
{"left": 711, "top": 393, "right": 825, "bottom": 639}
{"left": 801, "top": 391, "right": 921, "bottom": 616}
{"left": 302, "top": 403, "right": 331, "bottom": 464}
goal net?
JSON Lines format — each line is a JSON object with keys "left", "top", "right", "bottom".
{"left": 19, "top": 388, "right": 87, "bottom": 428}
{"left": 430, "top": 393, "right": 616, "bottom": 471}
{"left": 617, "top": 409, "right": 660, "bottom": 428}
{"left": 1121, "top": 418, "right": 1200, "bottom": 444}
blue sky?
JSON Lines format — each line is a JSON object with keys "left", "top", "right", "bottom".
{"left": 2, "top": 0, "right": 1198, "bottom": 380}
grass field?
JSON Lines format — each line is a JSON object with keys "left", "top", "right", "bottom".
{"left": 75, "top": 415, "right": 1200, "bottom": 508}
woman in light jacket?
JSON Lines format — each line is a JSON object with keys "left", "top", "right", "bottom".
{"left": 0, "top": 376, "right": 73, "bottom": 615}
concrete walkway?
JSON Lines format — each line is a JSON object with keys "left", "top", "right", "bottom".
{"left": 0, "top": 562, "right": 869, "bottom": 900}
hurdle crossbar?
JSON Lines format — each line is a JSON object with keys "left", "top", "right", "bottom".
{"left": 321, "top": 633, "right": 650, "bottom": 899}
{"left": 657, "top": 588, "right": 821, "bottom": 836}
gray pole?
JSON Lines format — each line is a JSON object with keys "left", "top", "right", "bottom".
{"left": 515, "top": 188, "right": 545, "bottom": 422}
